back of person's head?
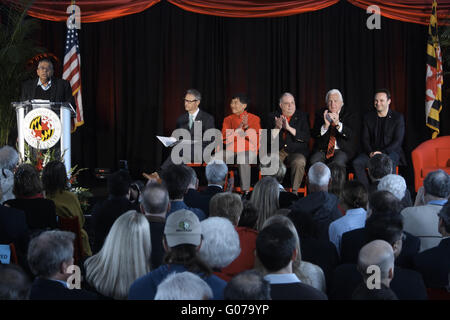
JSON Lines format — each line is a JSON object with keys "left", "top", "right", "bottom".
{"left": 368, "top": 190, "right": 402, "bottom": 216}
{"left": 250, "top": 176, "right": 280, "bottom": 230}
{"left": 185, "top": 165, "right": 198, "bottom": 188}
{"left": 209, "top": 192, "right": 243, "bottom": 225}
{"left": 0, "top": 146, "right": 19, "bottom": 170}
{"left": 238, "top": 200, "right": 258, "bottom": 230}
{"left": 341, "top": 180, "right": 368, "bottom": 210}
{"left": 27, "top": 230, "right": 75, "bottom": 278}
{"left": 0, "top": 264, "right": 31, "bottom": 300}
{"left": 357, "top": 240, "right": 395, "bottom": 283}
{"left": 198, "top": 217, "right": 241, "bottom": 269}
{"left": 256, "top": 223, "right": 296, "bottom": 273}
{"left": 423, "top": 169, "right": 450, "bottom": 199}
{"left": 205, "top": 160, "right": 228, "bottom": 185}
{"left": 42, "top": 160, "right": 68, "bottom": 195}
{"left": 161, "top": 164, "right": 191, "bottom": 200}
{"left": 307, "top": 162, "right": 331, "bottom": 191}
{"left": 163, "top": 209, "right": 211, "bottom": 276}
{"left": 155, "top": 271, "right": 213, "bottom": 300}
{"left": 141, "top": 182, "right": 169, "bottom": 214}
{"left": 377, "top": 174, "right": 406, "bottom": 201}
{"left": 107, "top": 169, "right": 131, "bottom": 197}
{"left": 261, "top": 156, "right": 286, "bottom": 184}
{"left": 129, "top": 180, "right": 145, "bottom": 203}
{"left": 13, "top": 164, "right": 43, "bottom": 198}
{"left": 84, "top": 210, "right": 151, "bottom": 299}
{"left": 366, "top": 211, "right": 404, "bottom": 257}
{"left": 328, "top": 163, "right": 346, "bottom": 198}
{"left": 224, "top": 270, "right": 271, "bottom": 300}
{"left": 438, "top": 201, "right": 450, "bottom": 235}
{"left": 367, "top": 153, "right": 393, "bottom": 181}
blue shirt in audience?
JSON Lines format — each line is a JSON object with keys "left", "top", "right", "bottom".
{"left": 328, "top": 207, "right": 367, "bottom": 254}
{"left": 168, "top": 200, "right": 206, "bottom": 221}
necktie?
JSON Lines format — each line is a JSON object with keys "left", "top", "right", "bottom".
{"left": 189, "top": 114, "right": 194, "bottom": 129}
{"left": 326, "top": 123, "right": 336, "bottom": 159}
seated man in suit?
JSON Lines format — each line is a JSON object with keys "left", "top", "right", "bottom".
{"left": 413, "top": 201, "right": 450, "bottom": 288}
{"left": 402, "top": 169, "right": 449, "bottom": 252}
{"left": 267, "top": 92, "right": 310, "bottom": 194}
{"left": 21, "top": 58, "right": 74, "bottom": 104}
{"left": 221, "top": 94, "right": 261, "bottom": 193}
{"left": 28, "top": 230, "right": 97, "bottom": 300}
{"left": 311, "top": 89, "right": 357, "bottom": 166}
{"left": 352, "top": 89, "right": 405, "bottom": 187}
{"left": 256, "top": 223, "right": 327, "bottom": 300}
{"left": 146, "top": 89, "right": 215, "bottom": 179}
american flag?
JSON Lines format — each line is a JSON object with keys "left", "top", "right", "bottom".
{"left": 63, "top": 24, "right": 84, "bottom": 131}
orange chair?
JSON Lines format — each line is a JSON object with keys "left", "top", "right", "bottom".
{"left": 58, "top": 216, "right": 83, "bottom": 265}
{"left": 411, "top": 136, "right": 450, "bottom": 192}
{"left": 426, "top": 288, "right": 450, "bottom": 300}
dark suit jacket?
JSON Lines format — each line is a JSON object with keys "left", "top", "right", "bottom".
{"left": 267, "top": 109, "right": 310, "bottom": 156}
{"left": 340, "top": 228, "right": 421, "bottom": 269}
{"left": 0, "top": 205, "right": 29, "bottom": 252}
{"left": 175, "top": 109, "right": 215, "bottom": 150}
{"left": 270, "top": 282, "right": 328, "bottom": 300}
{"left": 147, "top": 215, "right": 166, "bottom": 270}
{"left": 311, "top": 106, "right": 358, "bottom": 160}
{"left": 185, "top": 185, "right": 222, "bottom": 217}
{"left": 413, "top": 238, "right": 450, "bottom": 288}
{"left": 30, "top": 278, "right": 98, "bottom": 300}
{"left": 361, "top": 109, "right": 405, "bottom": 156}
{"left": 329, "top": 264, "right": 427, "bottom": 300}
{"left": 4, "top": 198, "right": 57, "bottom": 233}
{"left": 21, "top": 78, "right": 75, "bottom": 104}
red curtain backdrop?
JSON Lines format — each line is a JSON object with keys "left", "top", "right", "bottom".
{"left": 167, "top": 0, "right": 339, "bottom": 18}
{"left": 2, "top": 0, "right": 160, "bottom": 23}
{"left": 348, "top": 0, "right": 450, "bottom": 25}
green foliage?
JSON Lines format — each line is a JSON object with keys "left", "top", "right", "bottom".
{"left": 0, "top": 1, "right": 44, "bottom": 145}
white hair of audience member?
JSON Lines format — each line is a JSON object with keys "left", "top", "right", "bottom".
{"left": 84, "top": 210, "right": 151, "bottom": 299}
{"left": 185, "top": 165, "right": 198, "bottom": 188}
{"left": 308, "top": 162, "right": 331, "bottom": 187}
{"left": 0, "top": 146, "right": 19, "bottom": 171}
{"left": 198, "top": 217, "right": 241, "bottom": 269}
{"left": 325, "top": 89, "right": 344, "bottom": 104}
{"left": 205, "top": 160, "right": 228, "bottom": 185}
{"left": 261, "top": 215, "right": 327, "bottom": 293}
{"left": 377, "top": 174, "right": 406, "bottom": 201}
{"left": 0, "top": 167, "right": 14, "bottom": 203}
{"left": 357, "top": 240, "right": 395, "bottom": 284}
{"left": 154, "top": 271, "right": 213, "bottom": 300}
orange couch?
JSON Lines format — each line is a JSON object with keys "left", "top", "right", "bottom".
{"left": 411, "top": 136, "right": 450, "bottom": 192}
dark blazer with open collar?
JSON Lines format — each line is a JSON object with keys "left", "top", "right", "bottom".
{"left": 175, "top": 109, "right": 215, "bottom": 150}
{"left": 21, "top": 78, "right": 75, "bottom": 105}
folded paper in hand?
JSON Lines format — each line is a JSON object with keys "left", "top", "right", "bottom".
{"left": 157, "top": 136, "right": 201, "bottom": 147}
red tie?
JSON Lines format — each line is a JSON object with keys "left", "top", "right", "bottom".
{"left": 326, "top": 124, "right": 336, "bottom": 159}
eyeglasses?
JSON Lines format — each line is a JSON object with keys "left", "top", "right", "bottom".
{"left": 184, "top": 99, "right": 198, "bottom": 103}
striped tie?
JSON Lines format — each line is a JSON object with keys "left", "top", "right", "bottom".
{"left": 326, "top": 124, "right": 336, "bottom": 159}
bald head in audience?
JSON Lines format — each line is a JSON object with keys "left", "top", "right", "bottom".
{"left": 140, "top": 183, "right": 170, "bottom": 216}
{"left": 357, "top": 240, "right": 395, "bottom": 288}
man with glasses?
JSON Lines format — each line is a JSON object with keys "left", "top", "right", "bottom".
{"left": 21, "top": 58, "right": 74, "bottom": 104}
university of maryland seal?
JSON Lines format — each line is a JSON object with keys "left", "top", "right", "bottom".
{"left": 23, "top": 108, "right": 62, "bottom": 149}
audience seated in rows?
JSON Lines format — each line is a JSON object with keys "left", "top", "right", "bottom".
{"left": 128, "top": 209, "right": 226, "bottom": 300}
{"left": 28, "top": 230, "right": 97, "bottom": 300}
{"left": 328, "top": 163, "right": 346, "bottom": 211}
{"left": 154, "top": 271, "right": 213, "bottom": 300}
{"left": 140, "top": 182, "right": 169, "bottom": 269}
{"left": 84, "top": 210, "right": 151, "bottom": 299}
{"left": 401, "top": 169, "right": 449, "bottom": 252}
{"left": 250, "top": 176, "right": 280, "bottom": 231}
{"left": 0, "top": 145, "right": 19, "bottom": 203}
{"left": 413, "top": 201, "right": 450, "bottom": 289}
{"left": 91, "top": 169, "right": 134, "bottom": 253}
{"left": 42, "top": 160, "right": 92, "bottom": 258}
{"left": 290, "top": 162, "right": 341, "bottom": 241}
{"left": 340, "top": 190, "right": 420, "bottom": 269}
{"left": 255, "top": 223, "right": 327, "bottom": 300}
{"left": 209, "top": 192, "right": 257, "bottom": 279}
{"left": 328, "top": 180, "right": 368, "bottom": 253}
{"left": 351, "top": 240, "right": 398, "bottom": 300}
{"left": 161, "top": 164, "right": 206, "bottom": 221}
{"left": 260, "top": 215, "right": 326, "bottom": 293}
{"left": 4, "top": 164, "right": 57, "bottom": 233}
{"left": 224, "top": 270, "right": 271, "bottom": 300}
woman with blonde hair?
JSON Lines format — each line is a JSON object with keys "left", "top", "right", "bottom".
{"left": 250, "top": 176, "right": 280, "bottom": 231}
{"left": 259, "top": 215, "right": 326, "bottom": 293}
{"left": 84, "top": 210, "right": 151, "bottom": 299}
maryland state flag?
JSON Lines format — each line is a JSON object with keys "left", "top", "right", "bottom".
{"left": 425, "top": 0, "right": 443, "bottom": 139}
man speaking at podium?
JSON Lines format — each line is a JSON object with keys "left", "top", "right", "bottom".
{"left": 21, "top": 58, "right": 74, "bottom": 104}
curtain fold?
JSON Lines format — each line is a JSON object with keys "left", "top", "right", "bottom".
{"left": 2, "top": 0, "right": 160, "bottom": 23}
{"left": 166, "top": 0, "right": 339, "bottom": 18}
{"left": 348, "top": 0, "right": 450, "bottom": 25}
